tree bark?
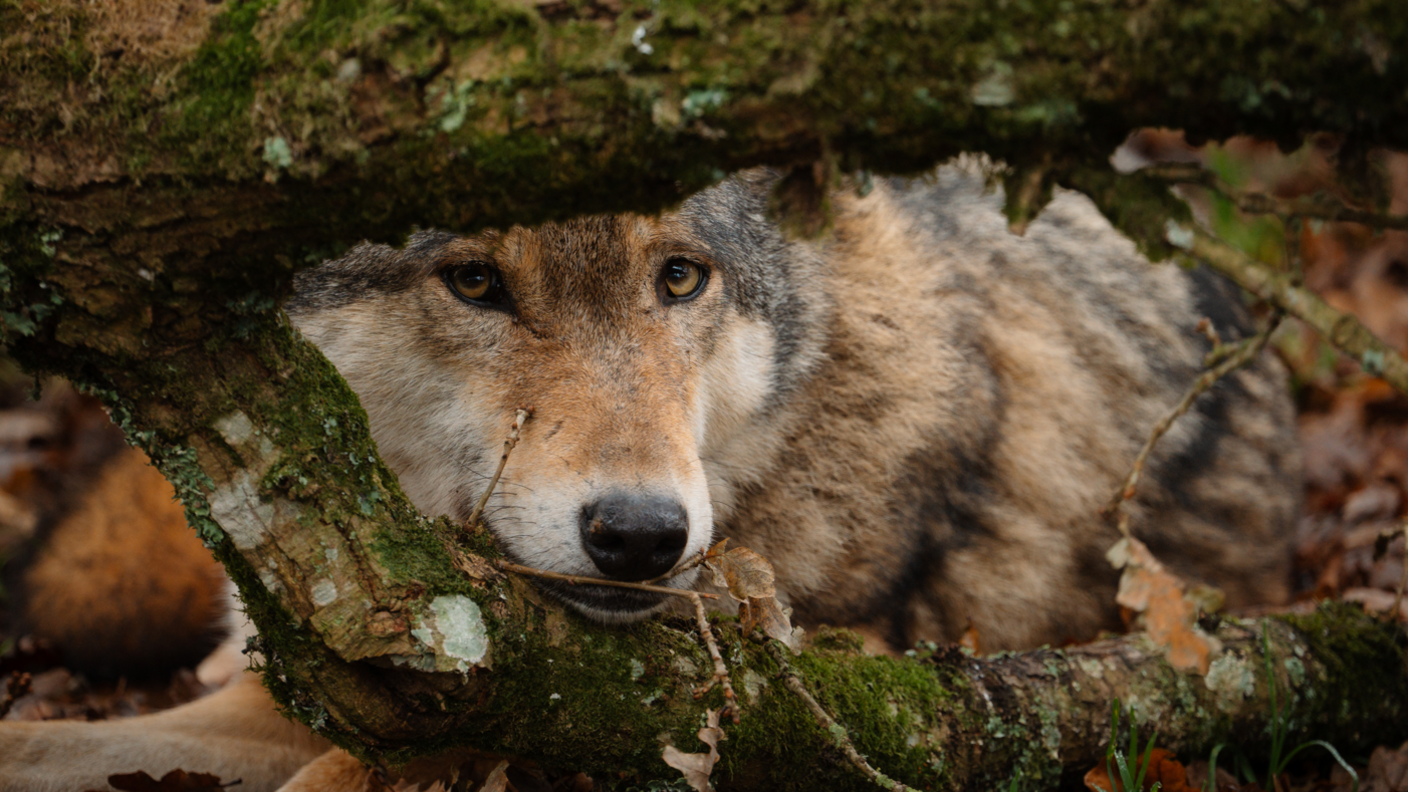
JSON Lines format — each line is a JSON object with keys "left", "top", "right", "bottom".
{"left": 2, "top": 1, "right": 1407, "bottom": 789}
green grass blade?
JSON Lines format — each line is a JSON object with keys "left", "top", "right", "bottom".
{"left": 1277, "top": 741, "right": 1359, "bottom": 792}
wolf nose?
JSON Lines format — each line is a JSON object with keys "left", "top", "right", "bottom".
{"left": 580, "top": 493, "right": 689, "bottom": 581}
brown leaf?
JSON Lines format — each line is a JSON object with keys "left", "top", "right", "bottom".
{"left": 1361, "top": 740, "right": 1408, "bottom": 792}
{"left": 707, "top": 547, "right": 776, "bottom": 602}
{"left": 97, "top": 770, "right": 229, "bottom": 792}
{"left": 740, "top": 595, "right": 796, "bottom": 650}
{"left": 1108, "top": 537, "right": 1221, "bottom": 674}
{"left": 480, "top": 761, "right": 511, "bottom": 792}
{"left": 661, "top": 708, "right": 725, "bottom": 792}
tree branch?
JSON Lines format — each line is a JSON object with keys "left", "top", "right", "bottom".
{"left": 1164, "top": 222, "right": 1408, "bottom": 395}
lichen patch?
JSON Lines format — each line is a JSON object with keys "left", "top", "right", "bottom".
{"left": 210, "top": 469, "right": 274, "bottom": 550}
{"left": 310, "top": 578, "right": 338, "bottom": 607}
{"left": 409, "top": 595, "right": 491, "bottom": 674}
{"left": 1204, "top": 653, "right": 1255, "bottom": 710}
{"left": 215, "top": 410, "right": 256, "bottom": 446}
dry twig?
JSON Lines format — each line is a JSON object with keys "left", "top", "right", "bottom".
{"left": 1165, "top": 222, "right": 1408, "bottom": 395}
{"left": 1104, "top": 315, "right": 1282, "bottom": 536}
{"left": 760, "top": 637, "right": 912, "bottom": 792}
{"left": 689, "top": 592, "right": 739, "bottom": 721}
{"left": 643, "top": 544, "right": 718, "bottom": 585}
{"left": 493, "top": 559, "right": 717, "bottom": 601}
{"left": 1393, "top": 521, "right": 1408, "bottom": 620}
{"left": 467, "top": 408, "right": 532, "bottom": 529}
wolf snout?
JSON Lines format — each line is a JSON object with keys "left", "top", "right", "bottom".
{"left": 580, "top": 493, "right": 689, "bottom": 581}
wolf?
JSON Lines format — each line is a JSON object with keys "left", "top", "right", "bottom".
{"left": 0, "top": 161, "right": 1300, "bottom": 791}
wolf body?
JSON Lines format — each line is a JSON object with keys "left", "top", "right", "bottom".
{"left": 0, "top": 162, "right": 1299, "bottom": 791}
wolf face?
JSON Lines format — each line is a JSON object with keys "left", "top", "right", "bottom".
{"left": 287, "top": 172, "right": 828, "bottom": 622}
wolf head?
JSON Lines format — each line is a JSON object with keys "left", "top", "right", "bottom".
{"left": 286, "top": 172, "right": 829, "bottom": 621}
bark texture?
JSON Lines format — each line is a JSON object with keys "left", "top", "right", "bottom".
{"left": 2, "top": 1, "right": 1407, "bottom": 789}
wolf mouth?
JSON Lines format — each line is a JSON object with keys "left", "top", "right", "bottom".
{"left": 536, "top": 579, "right": 673, "bottom": 619}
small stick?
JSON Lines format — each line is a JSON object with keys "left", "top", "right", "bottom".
{"left": 1104, "top": 315, "right": 1281, "bottom": 537}
{"left": 761, "top": 638, "right": 912, "bottom": 792}
{"left": 1393, "top": 520, "right": 1408, "bottom": 620}
{"left": 495, "top": 559, "right": 716, "bottom": 600}
{"left": 642, "top": 544, "right": 716, "bottom": 585}
{"left": 467, "top": 408, "right": 531, "bottom": 530}
{"left": 689, "top": 591, "right": 739, "bottom": 722}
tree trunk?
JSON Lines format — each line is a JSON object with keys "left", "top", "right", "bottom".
{"left": 2, "top": 1, "right": 1406, "bottom": 789}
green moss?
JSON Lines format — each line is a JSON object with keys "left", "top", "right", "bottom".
{"left": 1276, "top": 603, "right": 1408, "bottom": 744}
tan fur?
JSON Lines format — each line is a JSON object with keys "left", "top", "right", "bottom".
{"left": 274, "top": 749, "right": 382, "bottom": 792}
{"left": 0, "top": 675, "right": 330, "bottom": 792}
{"left": 0, "top": 162, "right": 1300, "bottom": 789}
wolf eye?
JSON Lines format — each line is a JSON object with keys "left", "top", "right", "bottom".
{"left": 444, "top": 262, "right": 504, "bottom": 305}
{"left": 661, "top": 259, "right": 706, "bottom": 302}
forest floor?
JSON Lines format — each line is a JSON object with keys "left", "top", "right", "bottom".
{"left": 2, "top": 138, "right": 1407, "bottom": 792}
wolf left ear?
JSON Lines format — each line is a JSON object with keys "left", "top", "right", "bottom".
{"left": 763, "top": 162, "right": 833, "bottom": 240}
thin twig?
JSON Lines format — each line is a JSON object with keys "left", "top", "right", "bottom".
{"left": 641, "top": 543, "right": 718, "bottom": 585}
{"left": 1104, "top": 315, "right": 1282, "bottom": 536}
{"left": 467, "top": 408, "right": 531, "bottom": 529}
{"left": 689, "top": 592, "right": 739, "bottom": 722}
{"left": 760, "top": 638, "right": 913, "bottom": 792}
{"left": 1144, "top": 164, "right": 1408, "bottom": 231}
{"left": 1394, "top": 520, "right": 1408, "bottom": 620}
{"left": 1166, "top": 222, "right": 1408, "bottom": 396}
{"left": 494, "top": 560, "right": 717, "bottom": 600}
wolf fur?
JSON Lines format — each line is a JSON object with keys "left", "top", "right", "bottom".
{"left": 0, "top": 161, "right": 1299, "bottom": 791}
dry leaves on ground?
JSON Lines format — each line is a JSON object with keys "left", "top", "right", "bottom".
{"left": 661, "top": 708, "right": 725, "bottom": 792}
{"left": 1107, "top": 537, "right": 1221, "bottom": 674}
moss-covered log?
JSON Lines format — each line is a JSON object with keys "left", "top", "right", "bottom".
{"left": 3, "top": 0, "right": 1408, "bottom": 789}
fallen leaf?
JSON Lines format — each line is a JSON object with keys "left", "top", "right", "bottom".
{"left": 708, "top": 547, "right": 776, "bottom": 601}
{"left": 1359, "top": 739, "right": 1408, "bottom": 792}
{"left": 661, "top": 708, "right": 725, "bottom": 792}
{"left": 95, "top": 770, "right": 229, "bottom": 792}
{"left": 740, "top": 595, "right": 796, "bottom": 650}
{"left": 1108, "top": 537, "right": 1221, "bottom": 674}
{"left": 480, "top": 761, "right": 511, "bottom": 792}
{"left": 708, "top": 547, "right": 797, "bottom": 651}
